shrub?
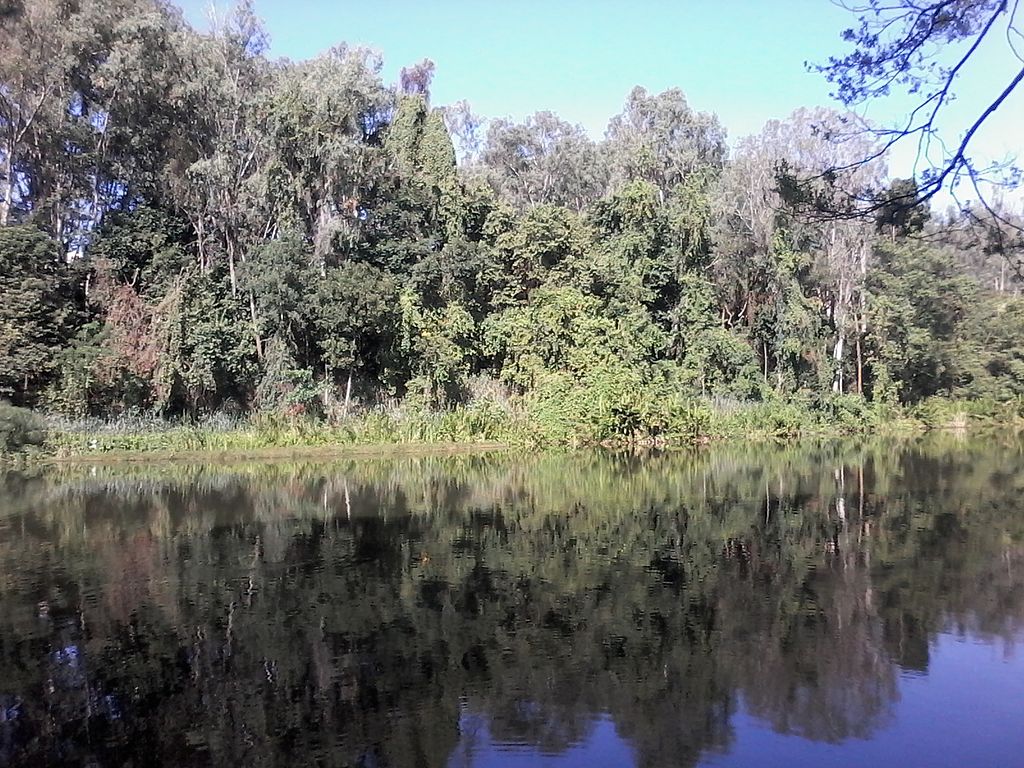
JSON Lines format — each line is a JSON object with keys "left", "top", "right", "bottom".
{"left": 0, "top": 403, "right": 47, "bottom": 455}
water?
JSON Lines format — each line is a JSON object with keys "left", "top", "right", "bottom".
{"left": 1, "top": 437, "right": 1023, "bottom": 767}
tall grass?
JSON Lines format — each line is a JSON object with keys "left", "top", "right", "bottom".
{"left": 45, "top": 400, "right": 537, "bottom": 457}
{"left": 21, "top": 392, "right": 1024, "bottom": 460}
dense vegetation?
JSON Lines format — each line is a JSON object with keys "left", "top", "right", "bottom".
{"left": 2, "top": 0, "right": 1024, "bottom": 450}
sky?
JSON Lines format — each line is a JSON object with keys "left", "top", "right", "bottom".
{"left": 173, "top": 0, "right": 1024, "bottom": 204}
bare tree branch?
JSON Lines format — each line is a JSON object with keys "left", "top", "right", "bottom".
{"left": 802, "top": 0, "right": 1022, "bottom": 231}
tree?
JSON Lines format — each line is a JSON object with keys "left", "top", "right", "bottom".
{"left": 266, "top": 45, "right": 391, "bottom": 264}
{"left": 0, "top": 226, "right": 75, "bottom": 404}
{"left": 240, "top": 231, "right": 315, "bottom": 363}
{"left": 165, "top": 0, "right": 273, "bottom": 294}
{"left": 815, "top": 0, "right": 1023, "bottom": 217}
{"left": 4, "top": 0, "right": 1024, "bottom": 423}
{"left": 715, "top": 109, "right": 882, "bottom": 393}
{"left": 875, "top": 179, "right": 930, "bottom": 242}
{"left": 488, "top": 204, "right": 589, "bottom": 303}
{"left": 153, "top": 271, "right": 256, "bottom": 415}
{"left": 481, "top": 112, "right": 605, "bottom": 211}
{"left": 314, "top": 260, "right": 400, "bottom": 407}
{"left": 866, "top": 242, "right": 978, "bottom": 401}
{"left": 603, "top": 86, "right": 726, "bottom": 201}
{"left": 0, "top": 0, "right": 187, "bottom": 241}
{"left": 399, "top": 287, "right": 476, "bottom": 405}
{"left": 442, "top": 99, "right": 485, "bottom": 164}
{"left": 0, "top": 0, "right": 85, "bottom": 229}
{"left": 385, "top": 87, "right": 466, "bottom": 244}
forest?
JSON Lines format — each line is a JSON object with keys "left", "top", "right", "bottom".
{"left": 2, "top": 0, "right": 1024, "bottom": 451}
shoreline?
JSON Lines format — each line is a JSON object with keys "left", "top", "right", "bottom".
{"left": 33, "top": 424, "right": 1016, "bottom": 467}
{"left": 41, "top": 440, "right": 513, "bottom": 466}
{"left": 5, "top": 396, "right": 1022, "bottom": 466}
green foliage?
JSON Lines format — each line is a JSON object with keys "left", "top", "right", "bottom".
{"left": 399, "top": 289, "right": 476, "bottom": 405}
{"left": 242, "top": 232, "right": 315, "bottom": 351}
{"left": 526, "top": 366, "right": 694, "bottom": 445}
{"left": 253, "top": 336, "right": 318, "bottom": 416}
{"left": 154, "top": 272, "right": 257, "bottom": 416}
{"left": 484, "top": 285, "right": 663, "bottom": 390}
{"left": 866, "top": 243, "right": 977, "bottom": 402}
{"left": 87, "top": 207, "right": 191, "bottom": 297}
{"left": 490, "top": 205, "right": 589, "bottom": 301}
{"left": 604, "top": 86, "right": 726, "bottom": 197}
{"left": 0, "top": 227, "right": 76, "bottom": 405}
{"left": 954, "top": 295, "right": 1024, "bottom": 400}
{"left": 481, "top": 111, "right": 605, "bottom": 210}
{"left": 385, "top": 93, "right": 466, "bottom": 243}
{"left": 314, "top": 260, "right": 400, "bottom": 383}
{"left": 3, "top": 2, "right": 1024, "bottom": 449}
{"left": 0, "top": 402, "right": 46, "bottom": 455}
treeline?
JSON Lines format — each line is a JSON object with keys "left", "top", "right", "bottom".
{"left": 2, "top": 0, "right": 1023, "bottom": 441}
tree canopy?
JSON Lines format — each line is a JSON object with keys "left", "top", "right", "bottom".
{"left": 0, "top": 0, "right": 1022, "bottom": 433}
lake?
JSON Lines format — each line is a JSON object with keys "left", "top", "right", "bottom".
{"left": 1, "top": 437, "right": 1023, "bottom": 767}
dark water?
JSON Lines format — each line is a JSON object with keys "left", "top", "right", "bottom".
{"left": 1, "top": 438, "right": 1024, "bottom": 768}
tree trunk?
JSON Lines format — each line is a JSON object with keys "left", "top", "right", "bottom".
{"left": 344, "top": 370, "right": 353, "bottom": 414}
{"left": 248, "top": 291, "right": 263, "bottom": 360}
{"left": 855, "top": 334, "right": 863, "bottom": 395}
{"left": 0, "top": 140, "right": 12, "bottom": 226}
{"left": 857, "top": 241, "right": 868, "bottom": 396}
{"left": 227, "top": 241, "right": 238, "bottom": 295}
{"left": 832, "top": 333, "right": 845, "bottom": 394}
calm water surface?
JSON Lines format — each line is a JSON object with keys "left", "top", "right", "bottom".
{"left": 1, "top": 438, "right": 1023, "bottom": 767}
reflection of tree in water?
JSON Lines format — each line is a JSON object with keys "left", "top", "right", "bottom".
{"left": 0, "top": 437, "right": 1023, "bottom": 766}
{"left": 723, "top": 550, "right": 897, "bottom": 742}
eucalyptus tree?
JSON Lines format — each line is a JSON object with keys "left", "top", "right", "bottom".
{"left": 602, "top": 86, "right": 726, "bottom": 202}
{"left": 441, "top": 99, "right": 485, "bottom": 165}
{"left": 165, "top": 0, "right": 273, "bottom": 292}
{"left": 714, "top": 108, "right": 884, "bottom": 393}
{"left": 266, "top": 45, "right": 392, "bottom": 264}
{"left": 76, "top": 0, "right": 189, "bottom": 232}
{"left": 481, "top": 111, "right": 605, "bottom": 212}
{"left": 0, "top": 0, "right": 84, "bottom": 230}
{"left": 712, "top": 128, "right": 799, "bottom": 386}
{"left": 773, "top": 109, "right": 884, "bottom": 392}
{"left": 0, "top": 0, "right": 182, "bottom": 242}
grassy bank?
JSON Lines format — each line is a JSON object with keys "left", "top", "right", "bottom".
{"left": 3, "top": 393, "right": 1022, "bottom": 463}
{"left": 30, "top": 410, "right": 521, "bottom": 463}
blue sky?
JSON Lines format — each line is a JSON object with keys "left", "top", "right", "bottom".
{"left": 174, "top": 0, "right": 1023, "bottom": 200}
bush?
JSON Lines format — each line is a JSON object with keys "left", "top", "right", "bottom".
{"left": 0, "top": 403, "right": 47, "bottom": 455}
{"left": 910, "top": 397, "right": 970, "bottom": 429}
{"left": 526, "top": 366, "right": 703, "bottom": 445}
{"left": 815, "top": 393, "right": 885, "bottom": 434}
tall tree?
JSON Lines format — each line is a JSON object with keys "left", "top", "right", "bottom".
{"left": 267, "top": 45, "right": 391, "bottom": 264}
{"left": 603, "top": 86, "right": 726, "bottom": 202}
{"left": 481, "top": 111, "right": 605, "bottom": 211}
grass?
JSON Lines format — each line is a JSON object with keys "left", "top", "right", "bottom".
{"left": 6, "top": 393, "right": 1024, "bottom": 463}
{"left": 44, "top": 403, "right": 535, "bottom": 460}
